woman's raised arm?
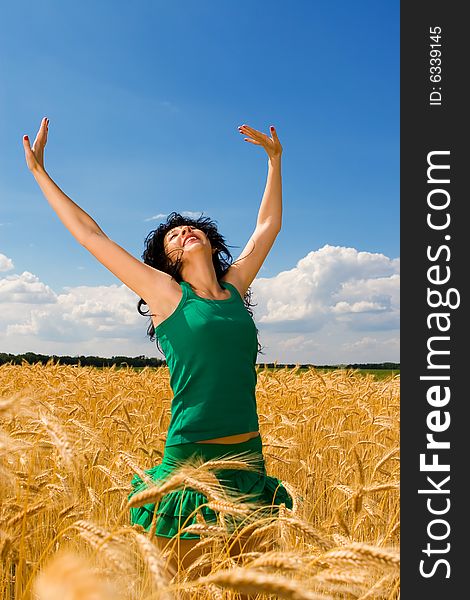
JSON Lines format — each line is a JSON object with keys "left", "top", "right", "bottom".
{"left": 222, "top": 124, "right": 283, "bottom": 295}
{"left": 22, "top": 118, "right": 174, "bottom": 304}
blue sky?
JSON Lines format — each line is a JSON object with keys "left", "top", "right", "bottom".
{"left": 0, "top": 1, "right": 399, "bottom": 363}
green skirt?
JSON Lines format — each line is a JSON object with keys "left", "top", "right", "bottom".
{"left": 128, "top": 435, "right": 293, "bottom": 539}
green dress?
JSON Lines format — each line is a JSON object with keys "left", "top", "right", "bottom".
{"left": 128, "top": 280, "right": 293, "bottom": 539}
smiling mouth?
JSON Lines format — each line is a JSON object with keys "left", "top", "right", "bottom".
{"left": 184, "top": 237, "right": 199, "bottom": 246}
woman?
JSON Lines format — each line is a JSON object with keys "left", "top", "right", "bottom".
{"left": 22, "top": 118, "right": 292, "bottom": 576}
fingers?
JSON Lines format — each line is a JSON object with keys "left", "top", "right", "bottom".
{"left": 243, "top": 138, "right": 261, "bottom": 145}
{"left": 32, "top": 117, "right": 49, "bottom": 150}
{"left": 40, "top": 117, "right": 49, "bottom": 136}
{"left": 237, "top": 123, "right": 281, "bottom": 157}
{"left": 238, "top": 123, "right": 278, "bottom": 142}
{"left": 237, "top": 125, "right": 261, "bottom": 145}
{"left": 238, "top": 124, "right": 265, "bottom": 140}
{"left": 239, "top": 124, "right": 258, "bottom": 134}
{"left": 35, "top": 117, "right": 49, "bottom": 137}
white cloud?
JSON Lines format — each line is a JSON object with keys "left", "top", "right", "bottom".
{"left": 0, "top": 253, "right": 14, "bottom": 272}
{"left": 332, "top": 300, "right": 388, "bottom": 313}
{"left": 145, "top": 211, "right": 205, "bottom": 222}
{"left": 251, "top": 245, "right": 399, "bottom": 363}
{"left": 2, "top": 283, "right": 142, "bottom": 342}
{"left": 182, "top": 211, "right": 205, "bottom": 218}
{"left": 0, "top": 271, "right": 56, "bottom": 303}
{"left": 341, "top": 336, "right": 400, "bottom": 356}
{"left": 1, "top": 245, "right": 399, "bottom": 363}
{"left": 144, "top": 213, "right": 168, "bottom": 222}
{"left": 252, "top": 245, "right": 399, "bottom": 326}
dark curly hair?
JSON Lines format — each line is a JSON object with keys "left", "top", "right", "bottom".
{"left": 137, "top": 211, "right": 264, "bottom": 356}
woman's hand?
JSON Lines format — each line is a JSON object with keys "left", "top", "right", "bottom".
{"left": 238, "top": 123, "right": 283, "bottom": 160}
{"left": 23, "top": 117, "right": 49, "bottom": 173}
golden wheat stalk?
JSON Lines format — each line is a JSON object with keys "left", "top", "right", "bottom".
{"left": 193, "top": 536, "right": 224, "bottom": 551}
{"left": 180, "top": 523, "right": 227, "bottom": 536}
{"left": 147, "top": 502, "right": 159, "bottom": 539}
{"left": 250, "top": 522, "right": 278, "bottom": 538}
{"left": 191, "top": 567, "right": 332, "bottom": 600}
{"left": 39, "top": 415, "right": 76, "bottom": 469}
{"left": 5, "top": 502, "right": 46, "bottom": 528}
{"left": 357, "top": 572, "right": 396, "bottom": 599}
{"left": 322, "top": 543, "right": 400, "bottom": 569}
{"left": 72, "top": 520, "right": 129, "bottom": 574}
{"left": 313, "top": 569, "right": 369, "bottom": 586}
{"left": 57, "top": 503, "right": 77, "bottom": 519}
{"left": 248, "top": 551, "right": 305, "bottom": 571}
{"left": 206, "top": 499, "right": 252, "bottom": 516}
{"left": 200, "top": 458, "right": 261, "bottom": 472}
{"left": 127, "top": 473, "right": 186, "bottom": 508}
{"left": 128, "top": 466, "right": 228, "bottom": 509}
{"left": 183, "top": 475, "right": 226, "bottom": 502}
{"left": 372, "top": 447, "right": 400, "bottom": 478}
{"left": 281, "top": 517, "right": 334, "bottom": 550}
{"left": 0, "top": 532, "right": 14, "bottom": 562}
{"left": 184, "top": 552, "right": 215, "bottom": 576}
{"left": 280, "top": 480, "right": 301, "bottom": 513}
{"left": 363, "top": 482, "right": 399, "bottom": 494}
{"left": 133, "top": 532, "right": 173, "bottom": 597}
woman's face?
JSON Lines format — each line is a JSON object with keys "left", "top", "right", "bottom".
{"left": 163, "top": 224, "right": 214, "bottom": 264}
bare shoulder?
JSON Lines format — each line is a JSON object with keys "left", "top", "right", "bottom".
{"left": 220, "top": 269, "right": 248, "bottom": 298}
{"left": 145, "top": 276, "right": 184, "bottom": 329}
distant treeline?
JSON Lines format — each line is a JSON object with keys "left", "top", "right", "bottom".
{"left": 0, "top": 352, "right": 165, "bottom": 368}
{"left": 0, "top": 352, "right": 399, "bottom": 371}
{"left": 265, "top": 362, "right": 399, "bottom": 370}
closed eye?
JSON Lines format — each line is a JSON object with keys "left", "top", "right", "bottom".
{"left": 168, "top": 227, "right": 195, "bottom": 241}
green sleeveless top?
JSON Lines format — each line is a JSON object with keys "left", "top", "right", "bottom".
{"left": 155, "top": 280, "right": 259, "bottom": 447}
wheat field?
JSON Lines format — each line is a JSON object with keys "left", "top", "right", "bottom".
{"left": 0, "top": 362, "right": 400, "bottom": 599}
